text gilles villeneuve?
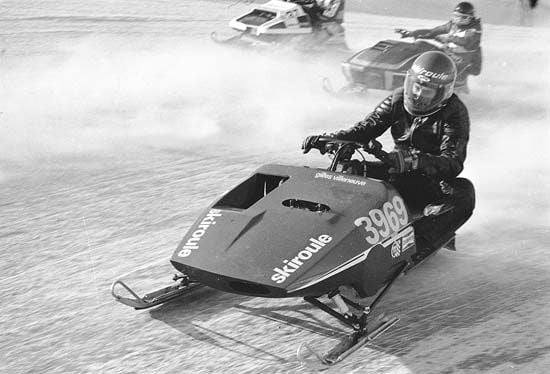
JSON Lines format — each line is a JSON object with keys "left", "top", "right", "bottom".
{"left": 177, "top": 209, "right": 332, "bottom": 284}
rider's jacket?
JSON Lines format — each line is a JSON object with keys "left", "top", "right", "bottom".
{"left": 288, "top": 0, "right": 344, "bottom": 24}
{"left": 410, "top": 18, "right": 482, "bottom": 52}
{"left": 317, "top": 0, "right": 344, "bottom": 24}
{"left": 333, "top": 88, "right": 470, "bottom": 181}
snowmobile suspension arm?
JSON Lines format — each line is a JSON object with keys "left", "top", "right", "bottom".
{"left": 303, "top": 262, "right": 407, "bottom": 331}
{"left": 304, "top": 296, "right": 360, "bottom": 329}
{"left": 369, "top": 262, "right": 408, "bottom": 312}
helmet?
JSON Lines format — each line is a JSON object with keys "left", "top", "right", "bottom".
{"left": 404, "top": 51, "right": 457, "bottom": 116}
{"left": 452, "top": 2, "right": 475, "bottom": 26}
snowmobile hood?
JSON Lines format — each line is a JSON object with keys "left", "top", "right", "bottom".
{"left": 170, "top": 164, "right": 409, "bottom": 296}
{"left": 347, "top": 40, "right": 436, "bottom": 71}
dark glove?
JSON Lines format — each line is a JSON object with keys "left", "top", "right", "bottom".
{"left": 366, "top": 139, "right": 382, "bottom": 153}
{"left": 395, "top": 28, "right": 410, "bottom": 38}
{"left": 361, "top": 139, "right": 383, "bottom": 159}
{"left": 302, "top": 135, "right": 325, "bottom": 154}
{"left": 386, "top": 149, "right": 418, "bottom": 174}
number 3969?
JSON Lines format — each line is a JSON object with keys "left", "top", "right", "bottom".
{"left": 354, "top": 196, "right": 408, "bottom": 245}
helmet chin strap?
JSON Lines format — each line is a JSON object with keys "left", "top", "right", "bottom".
{"left": 453, "top": 13, "right": 473, "bottom": 26}
{"left": 404, "top": 99, "right": 449, "bottom": 117}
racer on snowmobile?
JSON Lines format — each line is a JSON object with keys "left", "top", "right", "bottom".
{"left": 302, "top": 51, "right": 475, "bottom": 251}
{"left": 285, "top": 0, "right": 346, "bottom": 44}
{"left": 396, "top": 2, "right": 482, "bottom": 83}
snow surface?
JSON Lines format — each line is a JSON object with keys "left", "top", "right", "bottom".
{"left": 0, "top": 0, "right": 549, "bottom": 373}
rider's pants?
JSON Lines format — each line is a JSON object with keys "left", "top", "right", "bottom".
{"left": 408, "top": 177, "right": 476, "bottom": 250}
{"left": 447, "top": 48, "right": 482, "bottom": 78}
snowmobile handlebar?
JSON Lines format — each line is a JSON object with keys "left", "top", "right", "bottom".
{"left": 394, "top": 28, "right": 410, "bottom": 38}
{"left": 314, "top": 137, "right": 391, "bottom": 165}
{"left": 415, "top": 38, "right": 447, "bottom": 50}
{"left": 291, "top": 0, "right": 317, "bottom": 5}
{"left": 394, "top": 29, "right": 447, "bottom": 49}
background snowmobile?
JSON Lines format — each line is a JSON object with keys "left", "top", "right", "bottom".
{"left": 211, "top": 0, "right": 349, "bottom": 54}
{"left": 111, "top": 138, "right": 463, "bottom": 366}
{"left": 324, "top": 29, "right": 478, "bottom": 96}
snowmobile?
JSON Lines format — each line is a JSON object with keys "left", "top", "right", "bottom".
{"left": 323, "top": 29, "right": 478, "bottom": 97}
{"left": 111, "top": 137, "right": 463, "bottom": 366}
{"left": 210, "top": 0, "right": 350, "bottom": 55}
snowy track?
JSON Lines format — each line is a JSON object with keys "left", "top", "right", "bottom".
{"left": 1, "top": 1, "right": 549, "bottom": 373}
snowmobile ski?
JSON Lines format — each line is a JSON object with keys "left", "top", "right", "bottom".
{"left": 297, "top": 262, "right": 406, "bottom": 368}
{"left": 297, "top": 314, "right": 399, "bottom": 368}
{"left": 210, "top": 31, "right": 240, "bottom": 45}
{"left": 111, "top": 274, "right": 202, "bottom": 310}
{"left": 322, "top": 77, "right": 337, "bottom": 96}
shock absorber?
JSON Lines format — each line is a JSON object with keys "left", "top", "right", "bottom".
{"left": 330, "top": 293, "right": 352, "bottom": 317}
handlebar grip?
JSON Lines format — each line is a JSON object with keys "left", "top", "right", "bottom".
{"left": 395, "top": 28, "right": 410, "bottom": 38}
{"left": 309, "top": 137, "right": 391, "bottom": 165}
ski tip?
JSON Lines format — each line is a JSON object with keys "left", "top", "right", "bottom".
{"left": 297, "top": 342, "right": 331, "bottom": 370}
{"left": 322, "top": 77, "right": 334, "bottom": 94}
{"left": 296, "top": 314, "right": 400, "bottom": 368}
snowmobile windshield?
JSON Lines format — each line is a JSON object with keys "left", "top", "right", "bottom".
{"left": 237, "top": 9, "right": 277, "bottom": 26}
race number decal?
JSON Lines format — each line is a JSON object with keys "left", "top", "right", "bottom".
{"left": 354, "top": 196, "right": 408, "bottom": 245}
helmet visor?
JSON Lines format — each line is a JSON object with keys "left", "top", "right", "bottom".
{"left": 410, "top": 81, "right": 437, "bottom": 100}
{"left": 452, "top": 12, "right": 473, "bottom": 25}
{"left": 404, "top": 73, "right": 449, "bottom": 115}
